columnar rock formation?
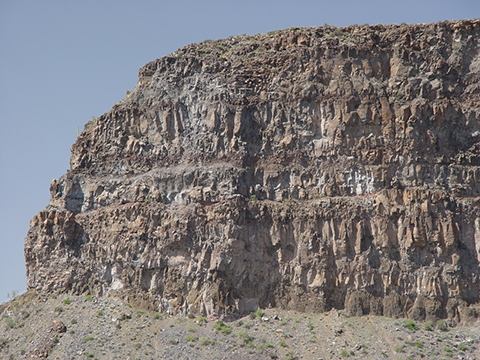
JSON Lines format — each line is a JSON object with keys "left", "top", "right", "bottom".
{"left": 25, "top": 20, "right": 480, "bottom": 323}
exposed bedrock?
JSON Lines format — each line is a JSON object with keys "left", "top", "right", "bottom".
{"left": 26, "top": 19, "right": 480, "bottom": 324}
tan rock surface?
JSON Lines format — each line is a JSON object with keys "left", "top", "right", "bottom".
{"left": 25, "top": 20, "right": 480, "bottom": 323}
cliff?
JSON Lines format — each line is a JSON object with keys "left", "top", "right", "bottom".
{"left": 25, "top": 19, "right": 480, "bottom": 324}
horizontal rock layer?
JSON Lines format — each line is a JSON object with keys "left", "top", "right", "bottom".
{"left": 26, "top": 19, "right": 480, "bottom": 323}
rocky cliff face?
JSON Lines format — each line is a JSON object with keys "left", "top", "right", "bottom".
{"left": 25, "top": 20, "right": 480, "bottom": 324}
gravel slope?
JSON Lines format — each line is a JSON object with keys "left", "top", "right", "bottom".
{"left": 1, "top": 291, "right": 480, "bottom": 359}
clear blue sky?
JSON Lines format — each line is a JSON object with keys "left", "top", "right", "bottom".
{"left": 0, "top": 0, "right": 478, "bottom": 303}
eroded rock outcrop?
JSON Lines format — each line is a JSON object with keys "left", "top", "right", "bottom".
{"left": 25, "top": 20, "right": 480, "bottom": 324}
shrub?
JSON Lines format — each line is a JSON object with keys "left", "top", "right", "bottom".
{"left": 188, "top": 313, "right": 195, "bottom": 319}
{"left": 95, "top": 310, "right": 104, "bottom": 317}
{"left": 220, "top": 326, "right": 231, "bottom": 334}
{"left": 238, "top": 330, "right": 254, "bottom": 344}
{"left": 436, "top": 320, "right": 448, "bottom": 331}
{"left": 394, "top": 345, "right": 405, "bottom": 352}
{"left": 279, "top": 339, "right": 287, "bottom": 347}
{"left": 340, "top": 349, "right": 349, "bottom": 357}
{"left": 424, "top": 321, "right": 433, "bottom": 331}
{"left": 405, "top": 319, "right": 418, "bottom": 331}
{"left": 4, "top": 317, "right": 15, "bottom": 329}
{"left": 168, "top": 338, "right": 178, "bottom": 344}
{"left": 250, "top": 308, "right": 264, "bottom": 319}
{"left": 285, "top": 350, "right": 296, "bottom": 360}
{"left": 458, "top": 344, "right": 467, "bottom": 351}
{"left": 185, "top": 335, "right": 197, "bottom": 342}
{"left": 63, "top": 298, "right": 71, "bottom": 305}
{"left": 213, "top": 320, "right": 225, "bottom": 330}
{"left": 307, "top": 321, "right": 314, "bottom": 331}
{"left": 153, "top": 313, "right": 161, "bottom": 319}
{"left": 196, "top": 316, "right": 207, "bottom": 326}
{"left": 187, "top": 326, "right": 197, "bottom": 333}
{"left": 199, "top": 337, "right": 214, "bottom": 346}
{"left": 415, "top": 340, "right": 424, "bottom": 348}
{"left": 71, "top": 319, "right": 77, "bottom": 324}
{"left": 54, "top": 306, "right": 63, "bottom": 314}
{"left": 86, "top": 295, "right": 93, "bottom": 301}
{"left": 82, "top": 335, "right": 94, "bottom": 343}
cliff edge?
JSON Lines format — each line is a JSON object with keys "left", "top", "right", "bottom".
{"left": 25, "top": 20, "right": 480, "bottom": 325}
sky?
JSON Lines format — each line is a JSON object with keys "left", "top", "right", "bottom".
{"left": 0, "top": 0, "right": 478, "bottom": 303}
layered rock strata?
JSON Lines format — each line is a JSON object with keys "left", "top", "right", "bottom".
{"left": 25, "top": 20, "right": 480, "bottom": 323}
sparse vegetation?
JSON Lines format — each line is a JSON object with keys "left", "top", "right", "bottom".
{"left": 414, "top": 339, "right": 424, "bottom": 348}
{"left": 0, "top": 292, "right": 479, "bottom": 359}
{"left": 199, "top": 336, "right": 215, "bottom": 346}
{"left": 405, "top": 319, "right": 418, "bottom": 331}
{"left": 213, "top": 320, "right": 225, "bottom": 330}
{"left": 436, "top": 320, "right": 448, "bottom": 331}
{"left": 307, "top": 320, "right": 314, "bottom": 331}
{"left": 250, "top": 308, "right": 264, "bottom": 319}
{"left": 444, "top": 346, "right": 453, "bottom": 356}
{"left": 424, "top": 321, "right": 433, "bottom": 331}
{"left": 220, "top": 326, "right": 231, "bottom": 334}
{"left": 82, "top": 335, "right": 94, "bottom": 343}
{"left": 212, "top": 320, "right": 232, "bottom": 334}
{"left": 185, "top": 334, "right": 197, "bottom": 342}
{"left": 4, "top": 317, "right": 15, "bottom": 329}
{"left": 196, "top": 316, "right": 207, "bottom": 326}
{"left": 340, "top": 349, "right": 350, "bottom": 357}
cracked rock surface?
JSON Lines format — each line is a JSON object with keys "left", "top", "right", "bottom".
{"left": 25, "top": 19, "right": 480, "bottom": 323}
